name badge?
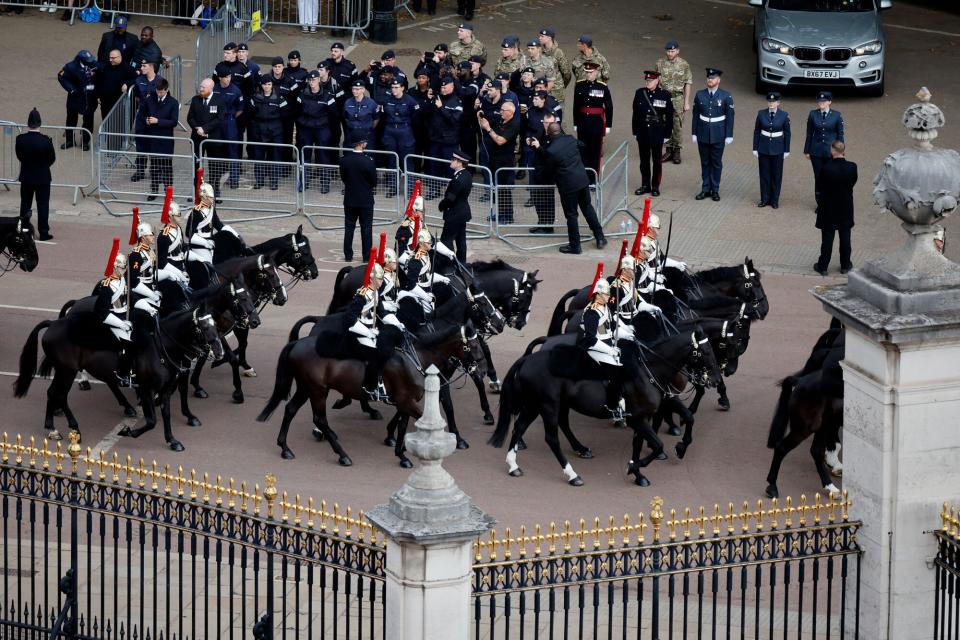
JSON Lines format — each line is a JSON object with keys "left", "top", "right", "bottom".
{"left": 209, "top": 105, "right": 218, "bottom": 113}
{"left": 653, "top": 99, "right": 666, "bottom": 108}
{"left": 86, "top": 84, "right": 95, "bottom": 90}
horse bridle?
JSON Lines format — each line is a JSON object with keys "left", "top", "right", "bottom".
{"left": 465, "top": 287, "right": 505, "bottom": 337}
{"left": 443, "top": 325, "right": 482, "bottom": 384}
{"left": 637, "top": 332, "right": 713, "bottom": 395}
{"left": 715, "top": 319, "right": 739, "bottom": 373}
{"left": 0, "top": 220, "right": 35, "bottom": 276}
{"left": 503, "top": 273, "right": 534, "bottom": 329}
{"left": 278, "top": 234, "right": 317, "bottom": 287}
{"left": 228, "top": 281, "right": 254, "bottom": 328}
{"left": 251, "top": 254, "right": 287, "bottom": 310}
{"left": 741, "top": 263, "right": 767, "bottom": 316}
{"left": 157, "top": 308, "right": 221, "bottom": 371}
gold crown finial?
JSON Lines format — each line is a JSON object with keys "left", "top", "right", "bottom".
{"left": 650, "top": 496, "right": 664, "bottom": 541}
{"left": 263, "top": 473, "right": 278, "bottom": 517}
{"left": 67, "top": 431, "right": 82, "bottom": 472}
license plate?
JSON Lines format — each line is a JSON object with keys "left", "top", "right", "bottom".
{"left": 803, "top": 70, "right": 840, "bottom": 79}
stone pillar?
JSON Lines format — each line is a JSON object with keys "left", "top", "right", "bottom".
{"left": 813, "top": 88, "right": 960, "bottom": 640}
{"left": 367, "top": 365, "right": 495, "bottom": 640}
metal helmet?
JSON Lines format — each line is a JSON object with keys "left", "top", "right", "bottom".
{"left": 620, "top": 255, "right": 636, "bottom": 272}
{"left": 114, "top": 252, "right": 128, "bottom": 270}
{"left": 640, "top": 235, "right": 657, "bottom": 259}
{"left": 412, "top": 195, "right": 424, "bottom": 212}
{"left": 593, "top": 279, "right": 611, "bottom": 296}
{"left": 647, "top": 213, "right": 662, "bottom": 231}
{"left": 168, "top": 201, "right": 181, "bottom": 219}
{"left": 198, "top": 182, "right": 215, "bottom": 202}
{"left": 382, "top": 247, "right": 398, "bottom": 266}
{"left": 137, "top": 221, "right": 154, "bottom": 238}
{"left": 417, "top": 229, "right": 432, "bottom": 245}
{"left": 370, "top": 263, "right": 385, "bottom": 280}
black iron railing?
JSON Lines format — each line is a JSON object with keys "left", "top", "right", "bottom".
{"left": 935, "top": 504, "right": 960, "bottom": 640}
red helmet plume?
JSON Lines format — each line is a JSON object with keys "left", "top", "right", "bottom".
{"left": 377, "top": 232, "right": 387, "bottom": 265}
{"left": 194, "top": 167, "right": 204, "bottom": 205}
{"left": 128, "top": 207, "right": 140, "bottom": 245}
{"left": 403, "top": 180, "right": 422, "bottom": 218}
{"left": 160, "top": 186, "right": 174, "bottom": 225}
{"left": 104, "top": 237, "right": 121, "bottom": 277}
{"left": 630, "top": 199, "right": 652, "bottom": 259}
{"left": 410, "top": 216, "right": 421, "bottom": 250}
{"left": 363, "top": 249, "right": 379, "bottom": 288}
{"left": 589, "top": 262, "right": 604, "bottom": 295}
{"left": 616, "top": 240, "right": 628, "bottom": 271}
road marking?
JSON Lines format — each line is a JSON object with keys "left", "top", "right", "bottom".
{"left": 90, "top": 420, "right": 133, "bottom": 458}
{"left": 0, "top": 370, "right": 106, "bottom": 385}
{"left": 0, "top": 303, "right": 62, "bottom": 313}
{"left": 36, "top": 240, "right": 57, "bottom": 245}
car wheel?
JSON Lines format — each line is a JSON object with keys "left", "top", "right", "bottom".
{"left": 755, "top": 66, "right": 767, "bottom": 95}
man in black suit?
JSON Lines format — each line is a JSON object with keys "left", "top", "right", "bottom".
{"left": 438, "top": 150, "right": 473, "bottom": 262}
{"left": 339, "top": 133, "right": 378, "bottom": 262}
{"left": 814, "top": 140, "right": 857, "bottom": 276}
{"left": 16, "top": 109, "right": 56, "bottom": 241}
{"left": 140, "top": 78, "right": 180, "bottom": 200}
{"left": 186, "top": 78, "right": 225, "bottom": 200}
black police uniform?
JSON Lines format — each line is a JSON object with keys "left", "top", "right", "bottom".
{"left": 296, "top": 82, "right": 338, "bottom": 192}
{"left": 339, "top": 148, "right": 378, "bottom": 261}
{"left": 15, "top": 129, "right": 56, "bottom": 239}
{"left": 282, "top": 60, "right": 309, "bottom": 160}
{"left": 58, "top": 52, "right": 98, "bottom": 149}
{"left": 248, "top": 86, "right": 289, "bottom": 189}
{"left": 427, "top": 88, "right": 463, "bottom": 181}
{"left": 631, "top": 79, "right": 673, "bottom": 195}
{"left": 438, "top": 163, "right": 473, "bottom": 261}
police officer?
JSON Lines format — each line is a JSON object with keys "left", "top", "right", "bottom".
{"left": 343, "top": 79, "right": 380, "bottom": 151}
{"left": 281, "top": 51, "right": 308, "bottom": 162}
{"left": 213, "top": 64, "right": 244, "bottom": 190}
{"left": 325, "top": 42, "right": 357, "bottom": 149}
{"left": 380, "top": 78, "right": 419, "bottom": 197}
{"left": 691, "top": 68, "right": 734, "bottom": 201}
{"left": 248, "top": 75, "right": 289, "bottom": 190}
{"left": 316, "top": 60, "right": 345, "bottom": 152}
{"left": 236, "top": 43, "right": 259, "bottom": 159}
{"left": 803, "top": 91, "right": 844, "bottom": 211}
{"left": 656, "top": 41, "right": 692, "bottom": 165}
{"left": 573, "top": 61, "right": 612, "bottom": 184}
{"left": 631, "top": 70, "right": 673, "bottom": 197}
{"left": 140, "top": 78, "right": 180, "bottom": 200}
{"left": 753, "top": 91, "right": 791, "bottom": 209}
{"left": 339, "top": 132, "right": 378, "bottom": 262}
{"left": 58, "top": 50, "right": 98, "bottom": 150}
{"left": 427, "top": 76, "right": 463, "bottom": 182}
{"left": 16, "top": 109, "right": 56, "bottom": 241}
{"left": 409, "top": 68, "right": 434, "bottom": 162}
{"left": 215, "top": 43, "right": 249, "bottom": 90}
{"left": 296, "top": 70, "right": 337, "bottom": 193}
{"left": 438, "top": 150, "right": 473, "bottom": 262}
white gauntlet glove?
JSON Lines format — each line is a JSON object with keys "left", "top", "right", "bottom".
{"left": 434, "top": 241, "right": 456, "bottom": 259}
{"left": 103, "top": 313, "right": 132, "bottom": 332}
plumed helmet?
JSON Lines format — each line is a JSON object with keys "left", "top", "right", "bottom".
{"left": 198, "top": 182, "right": 215, "bottom": 202}
{"left": 620, "top": 255, "right": 636, "bottom": 272}
{"left": 647, "top": 213, "right": 662, "bottom": 231}
{"left": 371, "top": 263, "right": 385, "bottom": 280}
{"left": 168, "top": 201, "right": 181, "bottom": 219}
{"left": 640, "top": 235, "right": 656, "bottom": 258}
{"left": 382, "top": 247, "right": 398, "bottom": 265}
{"left": 417, "top": 229, "right": 432, "bottom": 244}
{"left": 114, "top": 252, "right": 128, "bottom": 269}
{"left": 137, "top": 221, "right": 154, "bottom": 238}
{"left": 412, "top": 195, "right": 424, "bottom": 212}
{"left": 593, "top": 279, "right": 610, "bottom": 296}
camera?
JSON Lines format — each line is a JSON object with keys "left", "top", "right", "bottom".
{"left": 424, "top": 51, "right": 434, "bottom": 60}
{"left": 477, "top": 112, "right": 486, "bottom": 119}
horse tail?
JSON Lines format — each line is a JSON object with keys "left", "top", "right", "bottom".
{"left": 38, "top": 357, "right": 54, "bottom": 379}
{"left": 256, "top": 341, "right": 297, "bottom": 422}
{"left": 14, "top": 320, "right": 52, "bottom": 398}
{"left": 523, "top": 336, "right": 548, "bottom": 356}
{"left": 488, "top": 357, "right": 525, "bottom": 448}
{"left": 325, "top": 267, "right": 352, "bottom": 314}
{"left": 547, "top": 289, "right": 579, "bottom": 336}
{"left": 288, "top": 315, "right": 321, "bottom": 343}
{"left": 767, "top": 376, "right": 797, "bottom": 448}
{"left": 58, "top": 299, "right": 76, "bottom": 318}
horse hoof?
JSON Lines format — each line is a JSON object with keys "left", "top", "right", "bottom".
{"left": 168, "top": 440, "right": 185, "bottom": 452}
{"left": 338, "top": 456, "right": 353, "bottom": 467}
{"left": 47, "top": 430, "right": 62, "bottom": 441}
{"left": 717, "top": 398, "right": 731, "bottom": 411}
{"left": 568, "top": 476, "right": 584, "bottom": 487}
{"left": 78, "top": 381, "right": 92, "bottom": 391}
{"left": 765, "top": 484, "right": 779, "bottom": 499}
{"left": 368, "top": 410, "right": 383, "bottom": 420}
{"left": 456, "top": 438, "right": 470, "bottom": 450}
{"left": 516, "top": 440, "right": 527, "bottom": 451}
{"left": 483, "top": 414, "right": 494, "bottom": 426}
{"left": 186, "top": 417, "right": 201, "bottom": 427}
{"left": 577, "top": 449, "right": 594, "bottom": 459}
{"left": 509, "top": 468, "right": 524, "bottom": 477}
{"left": 675, "top": 443, "right": 688, "bottom": 459}
{"left": 612, "top": 419, "right": 626, "bottom": 429}
{"left": 193, "top": 388, "right": 208, "bottom": 399}
{"left": 399, "top": 459, "right": 413, "bottom": 469}
{"left": 488, "top": 381, "right": 501, "bottom": 393}
{"left": 232, "top": 392, "right": 244, "bottom": 404}
{"left": 383, "top": 436, "right": 396, "bottom": 447}
{"left": 118, "top": 426, "right": 133, "bottom": 438}
{"left": 281, "top": 449, "right": 295, "bottom": 460}
{"left": 332, "top": 398, "right": 352, "bottom": 410}
{"left": 123, "top": 406, "right": 137, "bottom": 418}
{"left": 635, "top": 475, "right": 651, "bottom": 487}
{"left": 241, "top": 368, "right": 257, "bottom": 378}
{"left": 655, "top": 452, "right": 668, "bottom": 461}
{"left": 667, "top": 425, "right": 682, "bottom": 437}
{"left": 312, "top": 427, "right": 325, "bottom": 441}
{"left": 830, "top": 466, "right": 843, "bottom": 478}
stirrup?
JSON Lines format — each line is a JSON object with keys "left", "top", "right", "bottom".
{"left": 115, "top": 372, "right": 136, "bottom": 388}
{"left": 364, "top": 382, "right": 393, "bottom": 404}
{"left": 604, "top": 399, "right": 629, "bottom": 421}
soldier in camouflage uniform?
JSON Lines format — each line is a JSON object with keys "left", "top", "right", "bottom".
{"left": 448, "top": 23, "right": 487, "bottom": 67}
{"left": 655, "top": 40, "right": 692, "bottom": 165}
{"left": 538, "top": 27, "right": 572, "bottom": 106}
{"left": 571, "top": 35, "right": 611, "bottom": 84}
{"left": 494, "top": 36, "right": 522, "bottom": 84}
{"left": 520, "top": 39, "right": 557, "bottom": 94}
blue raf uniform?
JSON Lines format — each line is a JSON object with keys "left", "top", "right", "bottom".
{"left": 213, "top": 72, "right": 244, "bottom": 189}
{"left": 380, "top": 81, "right": 420, "bottom": 195}
{"left": 296, "top": 70, "right": 338, "bottom": 192}
{"left": 803, "top": 90, "right": 844, "bottom": 208}
{"left": 691, "top": 68, "right": 735, "bottom": 200}
{"left": 752, "top": 92, "right": 791, "bottom": 209}
{"left": 343, "top": 82, "right": 380, "bottom": 151}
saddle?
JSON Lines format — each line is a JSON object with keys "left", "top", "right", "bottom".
{"left": 65, "top": 309, "right": 121, "bottom": 352}
{"left": 547, "top": 345, "right": 607, "bottom": 381}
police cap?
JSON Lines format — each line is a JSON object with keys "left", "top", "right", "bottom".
{"left": 349, "top": 131, "right": 368, "bottom": 145}
{"left": 767, "top": 91, "right": 782, "bottom": 102}
{"left": 214, "top": 62, "right": 232, "bottom": 78}
{"left": 705, "top": 67, "right": 722, "bottom": 78}
{"left": 440, "top": 75, "right": 455, "bottom": 86}
{"left": 389, "top": 77, "right": 403, "bottom": 86}
{"left": 414, "top": 64, "right": 431, "bottom": 78}
{"left": 271, "top": 56, "right": 284, "bottom": 66}
{"left": 521, "top": 66, "right": 535, "bottom": 75}
{"left": 316, "top": 59, "right": 331, "bottom": 69}
{"left": 330, "top": 42, "right": 345, "bottom": 50}
{"left": 351, "top": 78, "right": 366, "bottom": 88}
{"left": 533, "top": 89, "right": 548, "bottom": 99}
{"left": 288, "top": 50, "right": 301, "bottom": 60}
{"left": 307, "top": 70, "right": 320, "bottom": 79}
{"left": 452, "top": 149, "right": 472, "bottom": 163}
{"left": 539, "top": 26, "right": 555, "bottom": 38}
{"left": 817, "top": 90, "right": 833, "bottom": 102}
{"left": 259, "top": 75, "right": 273, "bottom": 85}
{"left": 381, "top": 49, "right": 396, "bottom": 60}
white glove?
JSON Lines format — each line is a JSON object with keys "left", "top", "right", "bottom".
{"left": 573, "top": 126, "right": 578, "bottom": 132}
{"left": 692, "top": 135, "right": 697, "bottom": 143}
{"left": 382, "top": 313, "right": 404, "bottom": 329}
{"left": 103, "top": 313, "right": 132, "bottom": 332}
{"left": 156, "top": 267, "right": 170, "bottom": 282}
{"left": 664, "top": 257, "right": 687, "bottom": 271}
{"left": 433, "top": 273, "right": 451, "bottom": 285}
{"left": 637, "top": 299, "right": 662, "bottom": 316}
{"left": 161, "top": 264, "right": 188, "bottom": 283}
{"left": 725, "top": 137, "right": 733, "bottom": 145}
{"left": 132, "top": 282, "right": 154, "bottom": 298}
{"left": 435, "top": 241, "right": 456, "bottom": 259}
{"left": 784, "top": 152, "right": 790, "bottom": 158}
{"left": 752, "top": 150, "right": 759, "bottom": 158}
{"left": 591, "top": 340, "right": 619, "bottom": 357}
{"left": 605, "top": 127, "right": 610, "bottom": 135}
{"left": 349, "top": 320, "right": 378, "bottom": 340}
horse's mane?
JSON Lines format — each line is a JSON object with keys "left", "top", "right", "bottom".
{"left": 689, "top": 294, "right": 740, "bottom": 309}
{"left": 250, "top": 234, "right": 292, "bottom": 255}
{"left": 433, "top": 288, "right": 467, "bottom": 317}
{"left": 415, "top": 324, "right": 461, "bottom": 347}
{"left": 693, "top": 266, "right": 743, "bottom": 284}
{"left": 470, "top": 259, "right": 517, "bottom": 273}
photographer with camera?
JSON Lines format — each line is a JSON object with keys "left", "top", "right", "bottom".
{"left": 631, "top": 70, "right": 673, "bottom": 197}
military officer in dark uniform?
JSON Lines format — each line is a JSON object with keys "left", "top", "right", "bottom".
{"left": 212, "top": 64, "right": 244, "bottom": 190}
{"left": 325, "top": 42, "right": 357, "bottom": 149}
{"left": 438, "top": 150, "right": 473, "bottom": 261}
{"left": 631, "top": 70, "right": 673, "bottom": 197}
{"left": 691, "top": 68, "right": 735, "bottom": 201}
{"left": 572, "top": 61, "right": 612, "bottom": 184}
{"left": 752, "top": 91, "right": 791, "bottom": 209}
{"left": 296, "top": 70, "right": 338, "bottom": 193}
{"left": 140, "top": 78, "right": 180, "bottom": 199}
{"left": 281, "top": 51, "right": 309, "bottom": 161}
{"left": 803, "top": 90, "right": 844, "bottom": 211}
{"left": 339, "top": 132, "right": 378, "bottom": 262}
{"left": 456, "top": 61, "right": 482, "bottom": 167}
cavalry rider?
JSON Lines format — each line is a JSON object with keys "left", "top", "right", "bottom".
{"left": 156, "top": 198, "right": 191, "bottom": 311}
{"left": 644, "top": 212, "right": 688, "bottom": 272}
{"left": 395, "top": 188, "right": 431, "bottom": 255}
{"left": 635, "top": 235, "right": 668, "bottom": 294}
{"left": 577, "top": 265, "right": 626, "bottom": 419}
{"left": 93, "top": 238, "right": 135, "bottom": 385}
{"left": 398, "top": 228, "right": 456, "bottom": 315}
{"left": 185, "top": 181, "right": 223, "bottom": 290}
{"left": 128, "top": 213, "right": 162, "bottom": 319}
{"left": 610, "top": 254, "right": 661, "bottom": 341}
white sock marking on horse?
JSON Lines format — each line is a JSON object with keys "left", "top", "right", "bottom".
{"left": 562, "top": 463, "right": 578, "bottom": 482}
{"left": 824, "top": 444, "right": 842, "bottom": 474}
{"left": 824, "top": 483, "right": 840, "bottom": 496}
{"left": 506, "top": 447, "right": 519, "bottom": 473}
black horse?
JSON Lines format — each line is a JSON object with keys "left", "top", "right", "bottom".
{"left": 14, "top": 296, "right": 224, "bottom": 449}
{"left": 490, "top": 326, "right": 722, "bottom": 487}
{"left": 0, "top": 217, "right": 40, "bottom": 273}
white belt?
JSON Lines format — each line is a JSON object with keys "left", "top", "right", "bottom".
{"left": 760, "top": 130, "right": 783, "bottom": 138}
{"left": 699, "top": 115, "right": 726, "bottom": 123}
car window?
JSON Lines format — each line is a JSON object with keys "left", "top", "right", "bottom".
{"left": 767, "top": 0, "right": 874, "bottom": 10}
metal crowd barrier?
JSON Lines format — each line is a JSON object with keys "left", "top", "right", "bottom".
{"left": 98, "top": 87, "right": 136, "bottom": 154}
{"left": 0, "top": 121, "right": 95, "bottom": 205}
{"left": 598, "top": 140, "right": 629, "bottom": 225}
{"left": 98, "top": 132, "right": 196, "bottom": 215}
{"left": 395, "top": 0, "right": 414, "bottom": 19}
{"left": 404, "top": 154, "right": 494, "bottom": 240}
{"left": 0, "top": 0, "right": 76, "bottom": 23}
{"left": 492, "top": 166, "right": 602, "bottom": 251}
{"left": 195, "top": 3, "right": 252, "bottom": 93}
{"left": 200, "top": 139, "right": 300, "bottom": 222}
{"left": 238, "top": 0, "right": 371, "bottom": 45}
{"left": 301, "top": 145, "right": 402, "bottom": 231}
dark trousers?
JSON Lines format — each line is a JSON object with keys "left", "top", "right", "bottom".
{"left": 758, "top": 153, "right": 784, "bottom": 205}
{"left": 491, "top": 155, "right": 515, "bottom": 224}
{"left": 459, "top": 126, "right": 477, "bottom": 171}
{"left": 196, "top": 141, "right": 225, "bottom": 196}
{"left": 20, "top": 182, "right": 51, "bottom": 237}
{"left": 381, "top": 127, "right": 416, "bottom": 194}
{"left": 532, "top": 169, "right": 555, "bottom": 226}
{"left": 456, "top": 0, "right": 475, "bottom": 15}
{"left": 810, "top": 155, "right": 828, "bottom": 207}
{"left": 817, "top": 226, "right": 852, "bottom": 271}
{"left": 429, "top": 141, "right": 457, "bottom": 180}
{"left": 440, "top": 221, "right": 467, "bottom": 262}
{"left": 697, "top": 141, "right": 724, "bottom": 192}
{"left": 150, "top": 156, "right": 173, "bottom": 193}
{"left": 559, "top": 187, "right": 602, "bottom": 250}
{"left": 344, "top": 205, "right": 373, "bottom": 261}
{"left": 637, "top": 138, "right": 664, "bottom": 189}
{"left": 65, "top": 107, "right": 95, "bottom": 147}
{"left": 298, "top": 125, "right": 333, "bottom": 190}
{"left": 252, "top": 128, "right": 282, "bottom": 188}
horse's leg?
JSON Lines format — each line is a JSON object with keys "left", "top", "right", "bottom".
{"left": 715, "top": 379, "right": 731, "bottom": 411}
{"left": 634, "top": 415, "right": 666, "bottom": 468}
{"left": 765, "top": 429, "right": 810, "bottom": 499}
{"left": 626, "top": 422, "right": 651, "bottom": 487}
{"left": 541, "top": 405, "right": 583, "bottom": 486}
{"left": 383, "top": 411, "right": 401, "bottom": 447}
{"left": 359, "top": 396, "right": 382, "bottom": 420}
{"left": 44, "top": 368, "right": 73, "bottom": 436}
{"left": 191, "top": 357, "right": 209, "bottom": 398}
{"left": 556, "top": 401, "right": 592, "bottom": 459}
{"left": 810, "top": 431, "right": 839, "bottom": 495}
{"left": 224, "top": 338, "right": 245, "bottom": 404}
{"left": 77, "top": 370, "right": 92, "bottom": 391}
{"left": 51, "top": 368, "right": 80, "bottom": 435}
{"left": 824, "top": 441, "right": 842, "bottom": 477}
{"left": 234, "top": 326, "right": 256, "bottom": 376}
{"left": 277, "top": 387, "right": 309, "bottom": 460}
{"left": 160, "top": 389, "right": 183, "bottom": 452}
{"left": 120, "top": 383, "right": 158, "bottom": 440}
{"left": 469, "top": 368, "right": 495, "bottom": 426}
{"left": 671, "top": 397, "right": 697, "bottom": 460}
{"left": 687, "top": 384, "right": 706, "bottom": 414}
{"left": 310, "top": 388, "right": 352, "bottom": 466}
{"left": 504, "top": 406, "right": 540, "bottom": 478}
{"left": 439, "top": 384, "right": 469, "bottom": 449}
{"left": 480, "top": 339, "right": 501, "bottom": 392}
{"left": 394, "top": 416, "right": 412, "bottom": 468}
{"left": 105, "top": 380, "right": 137, "bottom": 418}
{"left": 178, "top": 370, "right": 201, "bottom": 427}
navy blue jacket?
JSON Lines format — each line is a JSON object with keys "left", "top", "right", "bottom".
{"left": 139, "top": 93, "right": 180, "bottom": 154}
{"left": 59, "top": 59, "right": 97, "bottom": 113}
{"left": 803, "top": 109, "right": 844, "bottom": 158}
{"left": 296, "top": 87, "right": 338, "bottom": 130}
{"left": 752, "top": 108, "right": 791, "bottom": 156}
{"left": 691, "top": 88, "right": 735, "bottom": 143}
{"left": 213, "top": 83, "right": 244, "bottom": 121}
{"left": 427, "top": 93, "right": 463, "bottom": 144}
{"left": 343, "top": 96, "right": 380, "bottom": 135}
{"left": 249, "top": 92, "right": 289, "bottom": 136}
{"left": 382, "top": 93, "right": 419, "bottom": 129}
